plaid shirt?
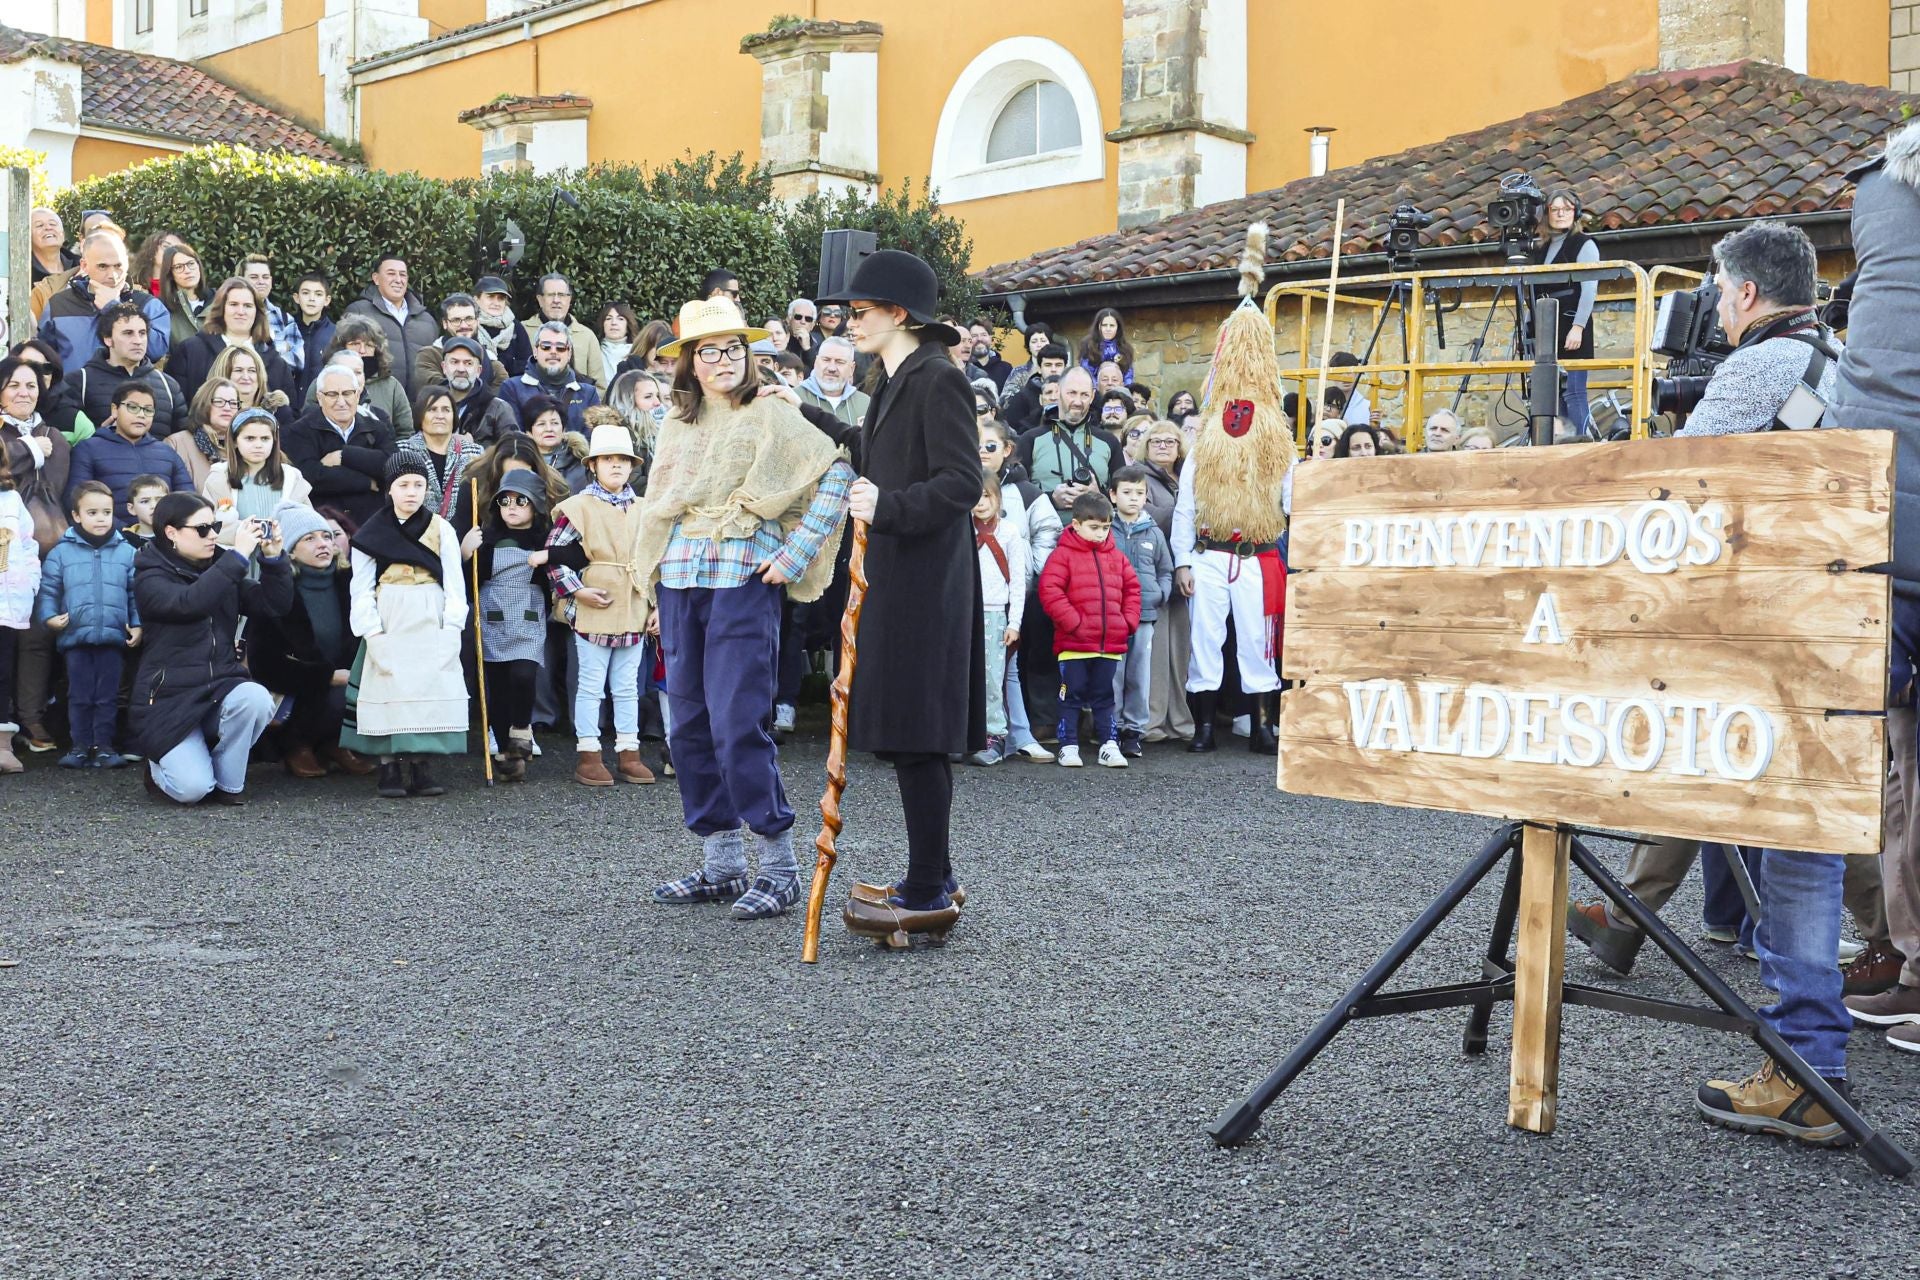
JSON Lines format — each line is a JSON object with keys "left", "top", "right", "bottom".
{"left": 266, "top": 300, "right": 304, "bottom": 374}
{"left": 547, "top": 483, "right": 644, "bottom": 648}
{"left": 657, "top": 459, "right": 854, "bottom": 592}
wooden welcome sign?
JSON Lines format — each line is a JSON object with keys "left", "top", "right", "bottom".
{"left": 1271, "top": 429, "right": 1894, "bottom": 1138}
{"left": 1279, "top": 430, "right": 1894, "bottom": 856}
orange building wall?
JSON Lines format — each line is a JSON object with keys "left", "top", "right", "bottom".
{"left": 199, "top": 0, "right": 327, "bottom": 134}
{"left": 71, "top": 136, "right": 179, "bottom": 182}
{"left": 1246, "top": 0, "right": 1660, "bottom": 195}
{"left": 1811, "top": 0, "right": 1891, "bottom": 86}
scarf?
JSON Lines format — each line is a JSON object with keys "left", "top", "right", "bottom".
{"left": 192, "top": 427, "right": 225, "bottom": 463}
{"left": 633, "top": 395, "right": 846, "bottom": 604}
{"left": 352, "top": 502, "right": 444, "bottom": 585}
{"left": 532, "top": 364, "right": 575, "bottom": 391}
{"left": 77, "top": 525, "right": 117, "bottom": 549}
{"left": 975, "top": 515, "right": 1009, "bottom": 582}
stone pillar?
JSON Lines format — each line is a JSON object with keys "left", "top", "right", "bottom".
{"left": 459, "top": 96, "right": 592, "bottom": 176}
{"left": 1895, "top": 4, "right": 1920, "bottom": 92}
{"left": 1106, "top": 0, "right": 1251, "bottom": 230}
{"left": 1657, "top": 0, "right": 1785, "bottom": 71}
{"left": 741, "top": 20, "right": 882, "bottom": 204}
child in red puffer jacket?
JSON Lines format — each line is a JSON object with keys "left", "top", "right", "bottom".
{"left": 1037, "top": 491, "right": 1140, "bottom": 769}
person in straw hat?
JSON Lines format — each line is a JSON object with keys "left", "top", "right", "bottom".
{"left": 825, "top": 250, "right": 988, "bottom": 949}
{"left": 544, "top": 419, "right": 656, "bottom": 787}
{"left": 1171, "top": 223, "right": 1296, "bottom": 756}
{"left": 638, "top": 298, "right": 855, "bottom": 921}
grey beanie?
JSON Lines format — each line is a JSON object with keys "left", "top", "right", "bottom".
{"left": 274, "top": 502, "right": 331, "bottom": 552}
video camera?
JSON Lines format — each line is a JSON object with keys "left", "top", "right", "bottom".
{"left": 1384, "top": 204, "right": 1433, "bottom": 272}
{"left": 1486, "top": 172, "right": 1546, "bottom": 264}
{"left": 1648, "top": 278, "right": 1732, "bottom": 418}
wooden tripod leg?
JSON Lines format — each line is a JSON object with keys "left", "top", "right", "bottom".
{"left": 1508, "top": 822, "right": 1571, "bottom": 1133}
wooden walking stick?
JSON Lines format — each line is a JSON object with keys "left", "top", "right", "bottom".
{"left": 468, "top": 480, "right": 494, "bottom": 787}
{"left": 1313, "top": 197, "right": 1348, "bottom": 424}
{"left": 801, "top": 518, "right": 870, "bottom": 964}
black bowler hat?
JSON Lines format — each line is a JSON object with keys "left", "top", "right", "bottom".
{"left": 822, "top": 250, "right": 961, "bottom": 346}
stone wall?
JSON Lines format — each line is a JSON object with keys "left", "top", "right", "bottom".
{"left": 1895, "top": 3, "right": 1920, "bottom": 92}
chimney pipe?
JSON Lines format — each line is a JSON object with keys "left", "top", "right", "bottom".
{"left": 1305, "top": 125, "right": 1336, "bottom": 178}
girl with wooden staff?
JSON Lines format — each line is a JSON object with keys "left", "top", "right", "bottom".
{"left": 820, "top": 250, "right": 987, "bottom": 951}
{"left": 471, "top": 471, "right": 554, "bottom": 782}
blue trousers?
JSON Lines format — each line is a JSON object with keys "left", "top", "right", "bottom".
{"left": 658, "top": 581, "right": 792, "bottom": 839}
{"left": 1058, "top": 656, "right": 1119, "bottom": 747}
{"left": 65, "top": 644, "right": 124, "bottom": 752}
{"left": 1700, "top": 842, "right": 1761, "bottom": 952}
{"left": 1755, "top": 848, "right": 1850, "bottom": 1077}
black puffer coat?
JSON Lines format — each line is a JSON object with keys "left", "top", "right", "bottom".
{"left": 131, "top": 540, "right": 292, "bottom": 760}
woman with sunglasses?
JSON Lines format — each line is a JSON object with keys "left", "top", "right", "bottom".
{"left": 131, "top": 490, "right": 291, "bottom": 804}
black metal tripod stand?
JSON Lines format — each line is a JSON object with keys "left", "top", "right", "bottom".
{"left": 1208, "top": 823, "right": 1914, "bottom": 1179}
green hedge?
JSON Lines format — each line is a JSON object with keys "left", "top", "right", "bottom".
{"left": 56, "top": 146, "right": 798, "bottom": 324}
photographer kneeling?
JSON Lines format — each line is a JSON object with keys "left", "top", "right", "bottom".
{"left": 1670, "top": 223, "right": 1857, "bottom": 1141}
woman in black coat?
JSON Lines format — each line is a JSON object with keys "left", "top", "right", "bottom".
{"left": 164, "top": 277, "right": 298, "bottom": 406}
{"left": 833, "top": 252, "right": 985, "bottom": 937}
{"left": 132, "top": 491, "right": 293, "bottom": 804}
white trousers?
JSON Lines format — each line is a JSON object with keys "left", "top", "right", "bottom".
{"left": 1185, "top": 549, "right": 1278, "bottom": 694}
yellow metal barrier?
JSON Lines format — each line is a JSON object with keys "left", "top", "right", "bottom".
{"left": 1266, "top": 260, "right": 1656, "bottom": 451}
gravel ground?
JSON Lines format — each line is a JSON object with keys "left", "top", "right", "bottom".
{"left": 4, "top": 736, "right": 1918, "bottom": 1279}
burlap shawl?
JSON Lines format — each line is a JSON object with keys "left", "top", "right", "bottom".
{"left": 632, "top": 394, "right": 848, "bottom": 605}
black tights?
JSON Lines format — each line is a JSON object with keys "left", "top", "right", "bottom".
{"left": 485, "top": 659, "right": 539, "bottom": 733}
{"left": 882, "top": 751, "right": 953, "bottom": 905}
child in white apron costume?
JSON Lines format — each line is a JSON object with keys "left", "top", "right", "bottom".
{"left": 340, "top": 452, "right": 470, "bottom": 798}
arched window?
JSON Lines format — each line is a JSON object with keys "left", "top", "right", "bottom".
{"left": 985, "top": 80, "right": 1081, "bottom": 164}
{"left": 931, "top": 37, "right": 1104, "bottom": 204}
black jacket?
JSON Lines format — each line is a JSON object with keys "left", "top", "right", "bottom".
{"left": 848, "top": 339, "right": 986, "bottom": 756}
{"left": 130, "top": 541, "right": 293, "bottom": 761}
{"left": 65, "top": 351, "right": 188, "bottom": 438}
{"left": 282, "top": 405, "right": 397, "bottom": 525}
{"left": 165, "top": 331, "right": 298, "bottom": 409}
{"left": 248, "top": 567, "right": 352, "bottom": 698}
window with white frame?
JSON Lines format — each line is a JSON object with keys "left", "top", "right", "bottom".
{"left": 133, "top": 0, "right": 154, "bottom": 34}
{"left": 931, "top": 37, "right": 1104, "bottom": 204}
{"left": 189, "top": 0, "right": 210, "bottom": 17}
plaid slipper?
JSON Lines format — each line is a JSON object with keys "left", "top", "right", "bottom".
{"left": 730, "top": 876, "right": 801, "bottom": 921}
{"left": 652, "top": 869, "right": 751, "bottom": 904}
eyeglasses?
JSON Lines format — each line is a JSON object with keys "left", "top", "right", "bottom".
{"left": 537, "top": 342, "right": 570, "bottom": 353}
{"left": 696, "top": 342, "right": 747, "bottom": 365}
{"left": 178, "top": 521, "right": 219, "bottom": 538}
{"left": 319, "top": 390, "right": 356, "bottom": 401}
{"left": 211, "top": 396, "right": 240, "bottom": 409}
{"left": 118, "top": 403, "right": 156, "bottom": 418}
{"left": 978, "top": 441, "right": 1003, "bottom": 454}
{"left": 1146, "top": 437, "right": 1179, "bottom": 448}
{"left": 542, "top": 290, "right": 572, "bottom": 299}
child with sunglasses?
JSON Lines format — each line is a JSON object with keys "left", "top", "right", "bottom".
{"left": 473, "top": 470, "right": 553, "bottom": 781}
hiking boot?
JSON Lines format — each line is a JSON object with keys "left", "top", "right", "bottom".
{"left": 1843, "top": 983, "right": 1920, "bottom": 1026}
{"left": 1841, "top": 941, "right": 1906, "bottom": 997}
{"left": 1567, "top": 900, "right": 1645, "bottom": 975}
{"left": 1889, "top": 1024, "right": 1920, "bottom": 1054}
{"left": 616, "top": 749, "right": 656, "bottom": 785}
{"left": 1695, "top": 1058, "right": 1853, "bottom": 1146}
{"left": 575, "top": 749, "right": 614, "bottom": 787}
{"left": 283, "top": 745, "right": 326, "bottom": 779}
{"left": 376, "top": 761, "right": 408, "bottom": 799}
{"left": 406, "top": 760, "right": 446, "bottom": 797}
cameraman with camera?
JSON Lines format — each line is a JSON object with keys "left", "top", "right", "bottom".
{"left": 1673, "top": 221, "right": 1838, "bottom": 440}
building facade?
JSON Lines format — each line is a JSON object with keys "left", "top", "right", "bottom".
{"left": 4, "top": 0, "right": 1902, "bottom": 267}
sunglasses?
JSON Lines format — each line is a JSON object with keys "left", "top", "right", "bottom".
{"left": 537, "top": 342, "right": 570, "bottom": 353}
{"left": 979, "top": 440, "right": 1004, "bottom": 454}
{"left": 497, "top": 494, "right": 532, "bottom": 507}
{"left": 178, "top": 521, "right": 219, "bottom": 538}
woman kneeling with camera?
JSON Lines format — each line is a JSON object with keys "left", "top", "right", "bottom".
{"left": 133, "top": 494, "right": 292, "bottom": 804}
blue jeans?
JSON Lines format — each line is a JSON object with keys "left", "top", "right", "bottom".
{"left": 149, "top": 682, "right": 274, "bottom": 802}
{"left": 1004, "top": 650, "right": 1036, "bottom": 751}
{"left": 1755, "top": 848, "right": 1850, "bottom": 1078}
{"left": 1700, "top": 843, "right": 1761, "bottom": 955}
{"left": 1561, "top": 367, "right": 1590, "bottom": 430}
{"left": 1112, "top": 626, "right": 1153, "bottom": 735}
{"left": 1058, "top": 656, "right": 1119, "bottom": 747}
{"left": 573, "top": 635, "right": 641, "bottom": 750}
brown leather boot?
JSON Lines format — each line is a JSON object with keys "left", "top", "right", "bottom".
{"left": 616, "top": 749, "right": 656, "bottom": 785}
{"left": 328, "top": 746, "right": 376, "bottom": 776}
{"left": 283, "top": 745, "right": 327, "bottom": 779}
{"left": 575, "top": 749, "right": 615, "bottom": 786}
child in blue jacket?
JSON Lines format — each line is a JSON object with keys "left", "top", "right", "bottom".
{"left": 37, "top": 481, "right": 141, "bottom": 767}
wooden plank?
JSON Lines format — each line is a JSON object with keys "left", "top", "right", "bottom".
{"left": 1508, "top": 823, "right": 1571, "bottom": 1135}
{"left": 1282, "top": 569, "right": 1890, "bottom": 711}
{"left": 1277, "top": 683, "right": 1885, "bottom": 854}
{"left": 1289, "top": 430, "right": 1893, "bottom": 530}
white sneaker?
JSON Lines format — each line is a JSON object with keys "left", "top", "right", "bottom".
{"left": 1058, "top": 745, "right": 1083, "bottom": 768}
{"left": 774, "top": 703, "right": 797, "bottom": 733}
{"left": 1097, "top": 741, "right": 1127, "bottom": 768}
{"left": 1013, "top": 741, "right": 1055, "bottom": 762}
{"left": 1230, "top": 714, "right": 1252, "bottom": 738}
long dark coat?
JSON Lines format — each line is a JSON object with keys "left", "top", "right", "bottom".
{"left": 849, "top": 339, "right": 986, "bottom": 756}
{"left": 131, "top": 540, "right": 293, "bottom": 761}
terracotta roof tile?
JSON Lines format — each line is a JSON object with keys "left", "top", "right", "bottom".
{"left": 979, "top": 62, "right": 1911, "bottom": 294}
{"left": 0, "top": 23, "right": 341, "bottom": 162}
